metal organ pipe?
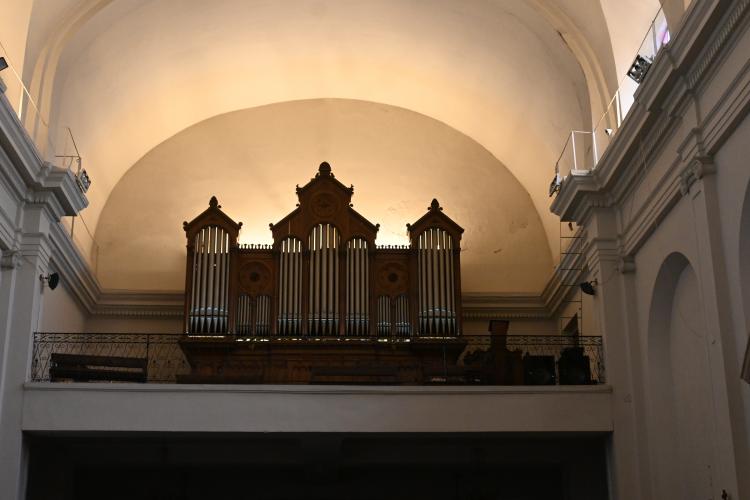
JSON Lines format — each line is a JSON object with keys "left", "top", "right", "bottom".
{"left": 309, "top": 224, "right": 339, "bottom": 336}
{"left": 208, "top": 227, "right": 216, "bottom": 331}
{"left": 418, "top": 228, "right": 456, "bottom": 336}
{"left": 189, "top": 226, "right": 230, "bottom": 334}
{"left": 190, "top": 230, "right": 200, "bottom": 333}
{"left": 256, "top": 295, "right": 271, "bottom": 335}
{"left": 237, "top": 294, "right": 251, "bottom": 335}
{"left": 396, "top": 295, "right": 410, "bottom": 336}
{"left": 377, "top": 296, "right": 390, "bottom": 336}
{"left": 346, "top": 238, "right": 368, "bottom": 335}
{"left": 278, "top": 237, "right": 302, "bottom": 335}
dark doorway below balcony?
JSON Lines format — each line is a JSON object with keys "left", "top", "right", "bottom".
{"left": 25, "top": 433, "right": 608, "bottom": 500}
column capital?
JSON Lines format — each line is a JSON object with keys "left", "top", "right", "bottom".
{"left": 0, "top": 250, "right": 23, "bottom": 270}
{"left": 680, "top": 155, "right": 715, "bottom": 195}
{"left": 619, "top": 255, "right": 636, "bottom": 274}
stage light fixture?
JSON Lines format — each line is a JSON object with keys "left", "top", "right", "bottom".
{"left": 604, "top": 128, "right": 614, "bottom": 136}
{"left": 627, "top": 54, "right": 653, "bottom": 84}
{"left": 0, "top": 57, "right": 8, "bottom": 72}
{"left": 76, "top": 168, "right": 91, "bottom": 193}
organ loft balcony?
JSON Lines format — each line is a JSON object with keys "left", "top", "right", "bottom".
{"left": 24, "top": 162, "right": 611, "bottom": 439}
{"left": 30, "top": 163, "right": 605, "bottom": 388}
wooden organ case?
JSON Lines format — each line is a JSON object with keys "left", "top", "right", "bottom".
{"left": 179, "top": 162, "right": 466, "bottom": 384}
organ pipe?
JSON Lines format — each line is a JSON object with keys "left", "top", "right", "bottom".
{"left": 377, "top": 296, "right": 390, "bottom": 336}
{"left": 418, "top": 228, "right": 456, "bottom": 335}
{"left": 256, "top": 295, "right": 271, "bottom": 335}
{"left": 189, "top": 226, "right": 230, "bottom": 334}
{"left": 278, "top": 237, "right": 302, "bottom": 335}
{"left": 346, "top": 238, "right": 369, "bottom": 335}
{"left": 308, "top": 224, "right": 339, "bottom": 336}
{"left": 237, "top": 294, "right": 251, "bottom": 335}
{"left": 395, "top": 295, "right": 410, "bottom": 336}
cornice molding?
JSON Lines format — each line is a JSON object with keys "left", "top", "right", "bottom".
{"left": 686, "top": 0, "right": 750, "bottom": 91}
{"left": 0, "top": 88, "right": 87, "bottom": 215}
{"left": 95, "top": 290, "right": 184, "bottom": 318}
{"left": 462, "top": 292, "right": 548, "bottom": 319}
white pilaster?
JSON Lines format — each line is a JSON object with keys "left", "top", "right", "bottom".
{"left": 0, "top": 81, "right": 87, "bottom": 500}
{"left": 683, "top": 159, "right": 746, "bottom": 499}
{"left": 583, "top": 208, "right": 646, "bottom": 500}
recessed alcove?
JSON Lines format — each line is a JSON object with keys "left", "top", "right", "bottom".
{"left": 95, "top": 99, "right": 552, "bottom": 294}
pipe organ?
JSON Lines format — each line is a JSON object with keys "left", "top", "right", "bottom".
{"left": 179, "top": 162, "right": 465, "bottom": 383}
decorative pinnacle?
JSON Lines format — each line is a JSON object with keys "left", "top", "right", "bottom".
{"left": 209, "top": 196, "right": 220, "bottom": 209}
{"left": 429, "top": 198, "right": 442, "bottom": 211}
{"left": 318, "top": 161, "right": 332, "bottom": 177}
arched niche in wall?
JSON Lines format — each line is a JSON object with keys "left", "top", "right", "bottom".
{"left": 647, "top": 252, "right": 714, "bottom": 499}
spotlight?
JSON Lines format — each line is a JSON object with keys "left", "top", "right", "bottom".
{"left": 579, "top": 280, "right": 597, "bottom": 296}
{"left": 627, "top": 54, "right": 652, "bottom": 84}
{"left": 0, "top": 57, "right": 8, "bottom": 72}
{"left": 604, "top": 128, "right": 614, "bottom": 136}
{"left": 40, "top": 272, "right": 60, "bottom": 290}
{"left": 76, "top": 168, "right": 91, "bottom": 193}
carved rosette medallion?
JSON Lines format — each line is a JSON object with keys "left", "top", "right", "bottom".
{"left": 311, "top": 192, "right": 340, "bottom": 218}
{"left": 239, "top": 261, "right": 272, "bottom": 294}
{"left": 377, "top": 262, "right": 409, "bottom": 296}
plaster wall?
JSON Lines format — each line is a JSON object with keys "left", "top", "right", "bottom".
{"left": 96, "top": 99, "right": 553, "bottom": 294}
{"left": 627, "top": 174, "right": 730, "bottom": 499}
{"left": 554, "top": 291, "right": 599, "bottom": 337}
{"left": 22, "top": 384, "right": 613, "bottom": 434}
{"left": 643, "top": 253, "right": 714, "bottom": 499}
{"left": 461, "top": 317, "right": 557, "bottom": 336}
{"left": 38, "top": 281, "right": 86, "bottom": 333}
{"left": 713, "top": 113, "right": 750, "bottom": 492}
{"left": 599, "top": 38, "right": 750, "bottom": 499}
{"left": 46, "top": 0, "right": 591, "bottom": 263}
{"left": 85, "top": 315, "right": 181, "bottom": 334}
{"left": 0, "top": 0, "right": 33, "bottom": 115}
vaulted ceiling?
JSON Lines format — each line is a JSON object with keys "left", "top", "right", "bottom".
{"left": 5, "top": 0, "right": 682, "bottom": 291}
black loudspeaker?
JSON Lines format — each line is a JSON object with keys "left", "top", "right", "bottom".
{"left": 47, "top": 273, "right": 60, "bottom": 290}
{"left": 523, "top": 355, "right": 556, "bottom": 385}
{"left": 557, "top": 347, "right": 592, "bottom": 385}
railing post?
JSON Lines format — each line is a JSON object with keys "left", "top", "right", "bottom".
{"left": 570, "top": 131, "right": 578, "bottom": 172}
{"left": 145, "top": 335, "right": 151, "bottom": 381}
{"left": 592, "top": 130, "right": 599, "bottom": 167}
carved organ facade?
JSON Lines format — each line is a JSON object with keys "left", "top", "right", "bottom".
{"left": 182, "top": 162, "right": 464, "bottom": 339}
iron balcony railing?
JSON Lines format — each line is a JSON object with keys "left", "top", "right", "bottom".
{"left": 30, "top": 332, "right": 605, "bottom": 385}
